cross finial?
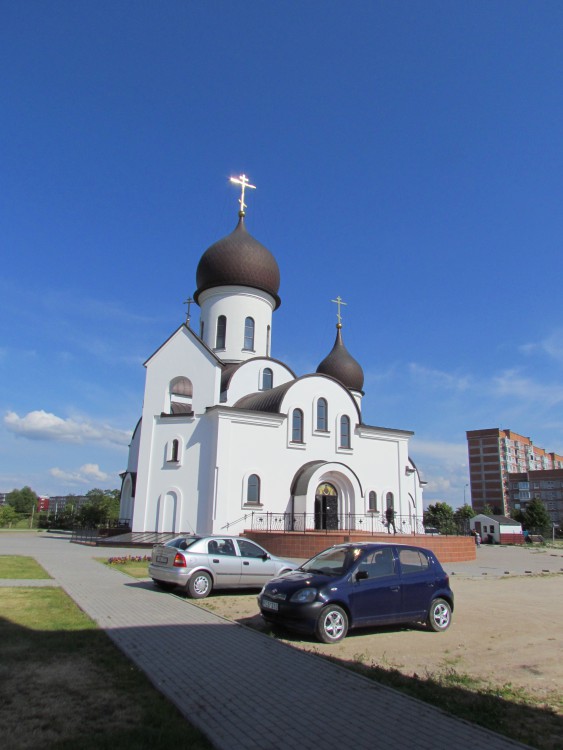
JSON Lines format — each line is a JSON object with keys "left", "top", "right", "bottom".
{"left": 183, "top": 297, "right": 194, "bottom": 327}
{"left": 331, "top": 296, "right": 347, "bottom": 327}
{"left": 229, "top": 173, "right": 256, "bottom": 216}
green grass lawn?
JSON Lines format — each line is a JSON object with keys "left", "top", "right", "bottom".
{"left": 0, "top": 585, "right": 212, "bottom": 749}
{"left": 0, "top": 554, "right": 52, "bottom": 579}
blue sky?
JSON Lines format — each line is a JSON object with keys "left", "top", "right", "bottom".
{"left": 2, "top": 1, "right": 563, "bottom": 508}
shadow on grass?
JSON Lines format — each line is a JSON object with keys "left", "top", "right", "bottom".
{"left": 0, "top": 614, "right": 212, "bottom": 750}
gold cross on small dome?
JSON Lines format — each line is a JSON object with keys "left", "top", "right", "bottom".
{"left": 331, "top": 295, "right": 347, "bottom": 326}
{"left": 229, "top": 173, "right": 256, "bottom": 216}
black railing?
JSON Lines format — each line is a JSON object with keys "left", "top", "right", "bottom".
{"left": 70, "top": 519, "right": 131, "bottom": 543}
{"left": 249, "top": 511, "right": 426, "bottom": 535}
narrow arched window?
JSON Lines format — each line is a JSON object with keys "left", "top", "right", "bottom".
{"left": 340, "top": 415, "right": 351, "bottom": 448}
{"left": 171, "top": 439, "right": 179, "bottom": 463}
{"left": 247, "top": 474, "right": 260, "bottom": 503}
{"left": 292, "top": 408, "right": 304, "bottom": 443}
{"left": 262, "top": 367, "right": 273, "bottom": 390}
{"left": 386, "top": 492, "right": 394, "bottom": 510}
{"left": 317, "top": 398, "right": 328, "bottom": 430}
{"left": 216, "top": 315, "right": 226, "bottom": 349}
{"left": 244, "top": 317, "right": 255, "bottom": 350}
{"left": 368, "top": 491, "right": 377, "bottom": 511}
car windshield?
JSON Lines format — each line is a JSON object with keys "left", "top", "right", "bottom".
{"left": 165, "top": 537, "right": 199, "bottom": 550}
{"left": 300, "top": 546, "right": 362, "bottom": 576}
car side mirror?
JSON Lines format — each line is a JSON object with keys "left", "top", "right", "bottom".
{"left": 262, "top": 553, "right": 270, "bottom": 561}
{"left": 356, "top": 570, "right": 368, "bottom": 581}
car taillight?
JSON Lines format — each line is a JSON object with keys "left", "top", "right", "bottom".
{"left": 173, "top": 553, "right": 187, "bottom": 568}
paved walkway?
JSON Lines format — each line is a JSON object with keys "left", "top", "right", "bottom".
{"left": 0, "top": 532, "right": 535, "bottom": 750}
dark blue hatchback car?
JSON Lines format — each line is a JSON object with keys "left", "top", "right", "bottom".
{"left": 258, "top": 542, "right": 454, "bottom": 643}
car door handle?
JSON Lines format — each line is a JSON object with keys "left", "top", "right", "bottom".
{"left": 212, "top": 558, "right": 220, "bottom": 563}
{"left": 390, "top": 586, "right": 400, "bottom": 592}
{"left": 243, "top": 561, "right": 249, "bottom": 565}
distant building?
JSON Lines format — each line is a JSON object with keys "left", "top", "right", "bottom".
{"left": 44, "top": 495, "right": 90, "bottom": 514}
{"left": 466, "top": 428, "right": 563, "bottom": 515}
{"left": 507, "top": 469, "right": 563, "bottom": 528}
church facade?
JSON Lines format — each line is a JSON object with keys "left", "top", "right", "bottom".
{"left": 120, "top": 179, "right": 425, "bottom": 537}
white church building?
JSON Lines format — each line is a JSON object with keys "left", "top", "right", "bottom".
{"left": 120, "top": 177, "right": 425, "bottom": 537}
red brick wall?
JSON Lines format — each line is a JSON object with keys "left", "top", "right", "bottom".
{"left": 244, "top": 531, "right": 476, "bottom": 562}
{"left": 499, "top": 533, "right": 524, "bottom": 545}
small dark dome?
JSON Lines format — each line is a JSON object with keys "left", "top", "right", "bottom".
{"left": 316, "top": 326, "right": 364, "bottom": 392}
{"left": 194, "top": 216, "right": 281, "bottom": 308}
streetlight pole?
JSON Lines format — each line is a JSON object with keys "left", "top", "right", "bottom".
{"left": 464, "top": 483, "right": 469, "bottom": 505}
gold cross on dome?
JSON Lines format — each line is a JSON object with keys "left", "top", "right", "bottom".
{"left": 331, "top": 296, "right": 347, "bottom": 325}
{"left": 229, "top": 173, "right": 256, "bottom": 216}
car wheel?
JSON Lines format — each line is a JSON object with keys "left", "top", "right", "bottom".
{"left": 427, "top": 598, "right": 452, "bottom": 632}
{"left": 152, "top": 579, "right": 175, "bottom": 591}
{"left": 316, "top": 605, "right": 348, "bottom": 643}
{"left": 187, "top": 571, "right": 212, "bottom": 599}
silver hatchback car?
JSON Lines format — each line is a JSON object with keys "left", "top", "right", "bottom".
{"left": 149, "top": 535, "right": 296, "bottom": 598}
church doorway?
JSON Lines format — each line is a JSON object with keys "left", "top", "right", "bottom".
{"left": 314, "top": 482, "right": 338, "bottom": 530}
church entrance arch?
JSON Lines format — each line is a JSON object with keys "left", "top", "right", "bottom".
{"left": 314, "top": 482, "right": 338, "bottom": 530}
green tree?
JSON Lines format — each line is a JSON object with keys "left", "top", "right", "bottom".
{"left": 424, "top": 502, "right": 456, "bottom": 534}
{"left": 523, "top": 497, "right": 551, "bottom": 535}
{"left": 454, "top": 504, "right": 475, "bottom": 534}
{"left": 0, "top": 505, "right": 19, "bottom": 528}
{"left": 76, "top": 489, "right": 121, "bottom": 526}
{"left": 6, "top": 486, "right": 38, "bottom": 514}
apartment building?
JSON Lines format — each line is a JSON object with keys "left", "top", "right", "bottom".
{"left": 466, "top": 428, "right": 563, "bottom": 515}
{"left": 508, "top": 469, "right": 563, "bottom": 527}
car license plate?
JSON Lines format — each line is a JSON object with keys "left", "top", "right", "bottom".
{"left": 262, "top": 599, "right": 278, "bottom": 611}
{"left": 156, "top": 555, "right": 168, "bottom": 564}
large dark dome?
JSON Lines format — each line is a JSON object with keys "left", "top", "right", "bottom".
{"left": 194, "top": 216, "right": 281, "bottom": 308}
{"left": 316, "top": 326, "right": 364, "bottom": 392}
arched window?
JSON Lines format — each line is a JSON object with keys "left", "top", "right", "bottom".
{"left": 340, "top": 415, "right": 351, "bottom": 448}
{"left": 386, "top": 492, "right": 394, "bottom": 510}
{"left": 244, "top": 317, "right": 255, "bottom": 350}
{"left": 171, "top": 439, "right": 179, "bottom": 463}
{"left": 170, "top": 377, "right": 192, "bottom": 398}
{"left": 247, "top": 474, "right": 261, "bottom": 504}
{"left": 200, "top": 320, "right": 204, "bottom": 340}
{"left": 216, "top": 315, "right": 226, "bottom": 349}
{"left": 292, "top": 408, "right": 304, "bottom": 443}
{"left": 262, "top": 367, "right": 273, "bottom": 390}
{"left": 368, "top": 491, "right": 377, "bottom": 511}
{"left": 316, "top": 398, "right": 328, "bottom": 430}
{"left": 169, "top": 377, "right": 193, "bottom": 415}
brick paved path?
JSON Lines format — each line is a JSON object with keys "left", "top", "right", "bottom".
{"left": 0, "top": 533, "right": 531, "bottom": 750}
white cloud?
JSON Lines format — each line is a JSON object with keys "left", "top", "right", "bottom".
{"left": 410, "top": 438, "right": 467, "bottom": 465}
{"left": 408, "top": 363, "right": 471, "bottom": 391}
{"left": 491, "top": 369, "right": 563, "bottom": 406}
{"left": 520, "top": 329, "right": 563, "bottom": 364}
{"left": 49, "top": 463, "right": 113, "bottom": 485}
{"left": 4, "top": 410, "right": 130, "bottom": 447}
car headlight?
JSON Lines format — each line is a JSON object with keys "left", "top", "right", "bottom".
{"left": 290, "top": 587, "right": 318, "bottom": 603}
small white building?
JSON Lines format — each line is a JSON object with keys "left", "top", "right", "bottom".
{"left": 470, "top": 514, "right": 524, "bottom": 544}
{"left": 121, "top": 183, "right": 425, "bottom": 537}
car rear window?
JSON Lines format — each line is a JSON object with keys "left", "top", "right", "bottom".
{"left": 165, "top": 537, "right": 199, "bottom": 550}
{"left": 399, "top": 548, "right": 430, "bottom": 573}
